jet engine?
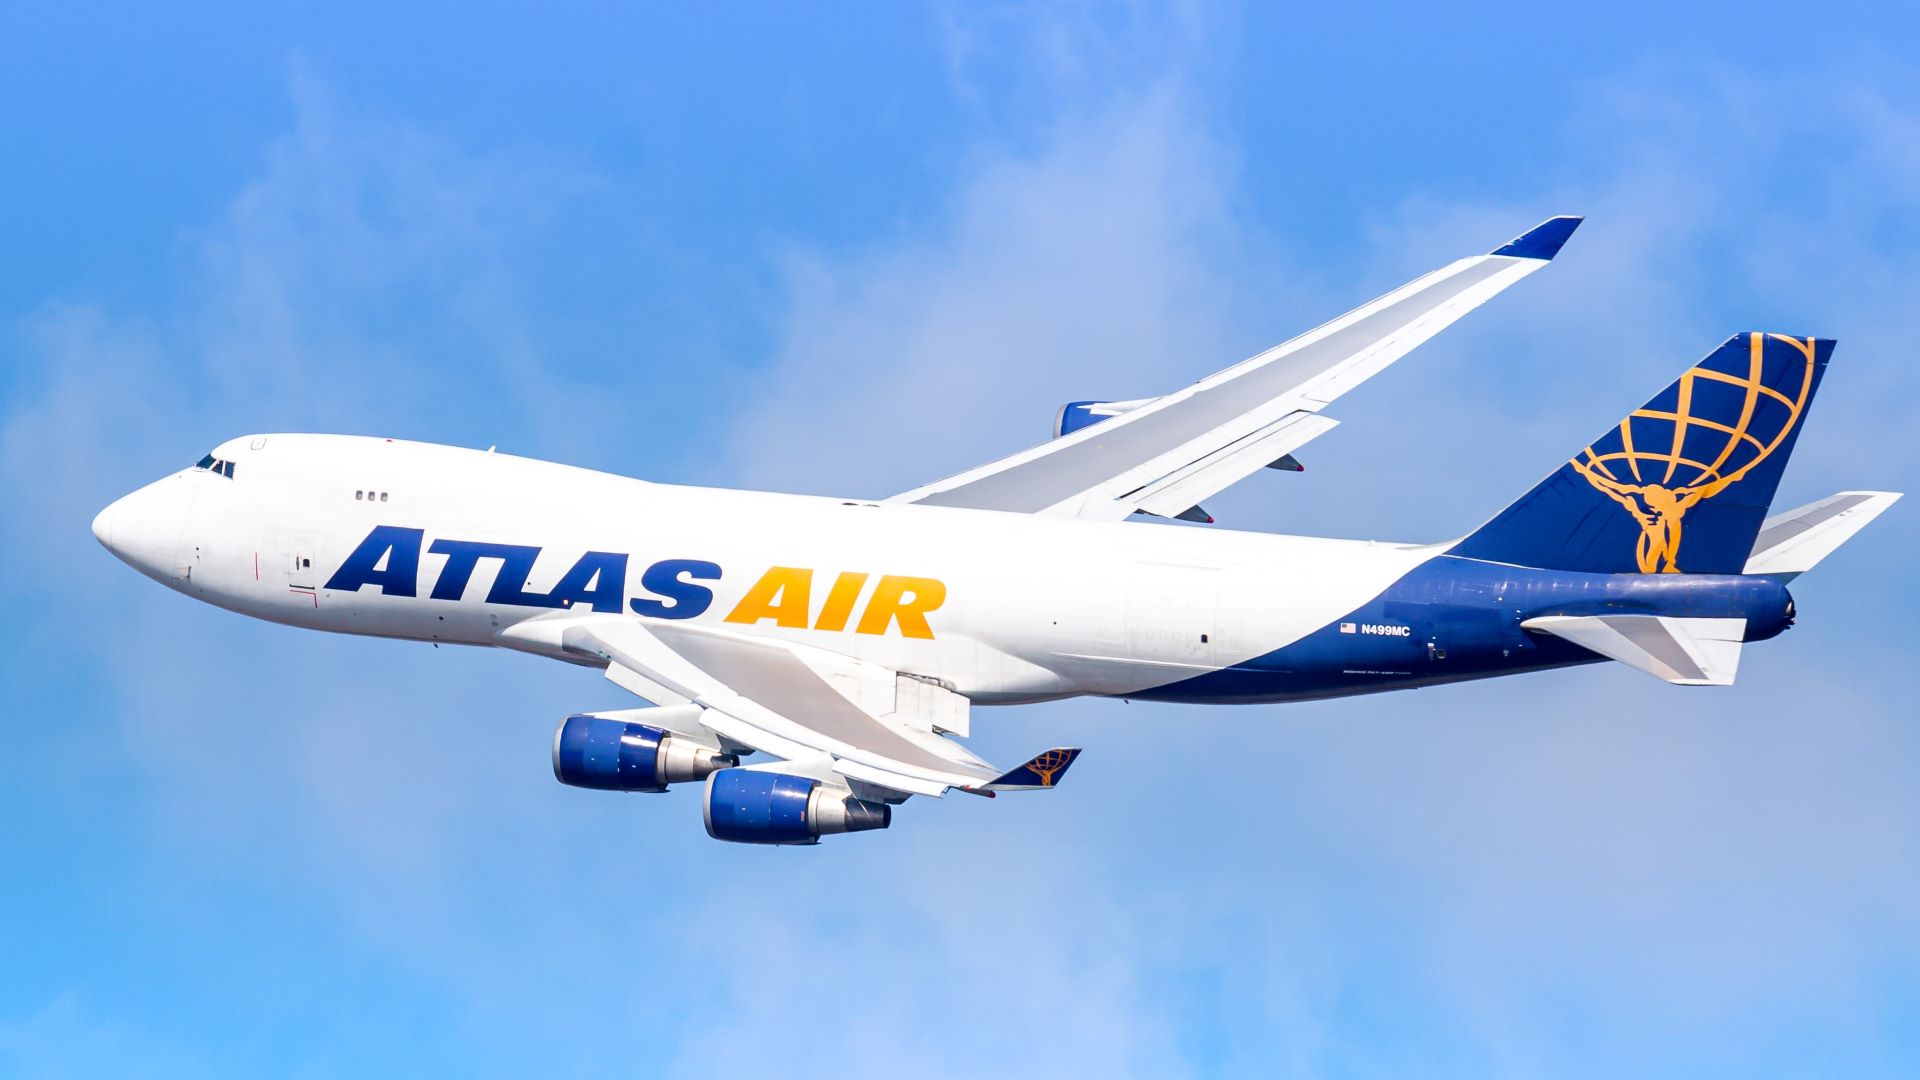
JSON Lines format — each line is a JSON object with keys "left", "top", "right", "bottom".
{"left": 702, "top": 768, "right": 891, "bottom": 845}
{"left": 552, "top": 714, "right": 735, "bottom": 793}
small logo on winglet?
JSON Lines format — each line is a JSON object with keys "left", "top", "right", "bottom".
{"left": 1025, "top": 749, "right": 1077, "bottom": 787}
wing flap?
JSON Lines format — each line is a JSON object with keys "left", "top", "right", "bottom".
{"left": 1523, "top": 614, "right": 1746, "bottom": 686}
{"left": 539, "top": 614, "right": 1075, "bottom": 798}
{"left": 832, "top": 758, "right": 951, "bottom": 798}
{"left": 1126, "top": 412, "right": 1338, "bottom": 520}
{"left": 632, "top": 621, "right": 993, "bottom": 783}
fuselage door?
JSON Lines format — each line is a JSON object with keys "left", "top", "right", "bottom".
{"left": 1127, "top": 562, "right": 1221, "bottom": 664}
{"left": 276, "top": 531, "right": 322, "bottom": 592}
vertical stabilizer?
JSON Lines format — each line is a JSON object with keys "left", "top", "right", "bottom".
{"left": 1451, "top": 333, "right": 1832, "bottom": 573}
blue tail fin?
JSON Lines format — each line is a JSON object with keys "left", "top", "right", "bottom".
{"left": 1450, "top": 333, "right": 1833, "bottom": 574}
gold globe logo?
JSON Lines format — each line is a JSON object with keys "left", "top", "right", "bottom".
{"left": 1570, "top": 333, "right": 1817, "bottom": 573}
{"left": 1024, "top": 749, "right": 1076, "bottom": 787}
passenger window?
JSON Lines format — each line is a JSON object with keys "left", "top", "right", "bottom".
{"left": 380, "top": 492, "right": 389, "bottom": 502}
{"left": 356, "top": 490, "right": 364, "bottom": 500}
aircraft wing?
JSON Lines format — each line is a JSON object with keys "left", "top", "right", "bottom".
{"left": 506, "top": 612, "right": 1079, "bottom": 799}
{"left": 890, "top": 216, "right": 1583, "bottom": 520}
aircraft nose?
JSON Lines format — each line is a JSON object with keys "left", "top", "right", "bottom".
{"left": 91, "top": 499, "right": 118, "bottom": 551}
{"left": 93, "top": 478, "right": 189, "bottom": 584}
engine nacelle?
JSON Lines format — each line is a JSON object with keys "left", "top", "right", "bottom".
{"left": 552, "top": 714, "right": 734, "bottom": 793}
{"left": 702, "top": 768, "right": 891, "bottom": 845}
{"left": 1053, "top": 399, "right": 1130, "bottom": 438}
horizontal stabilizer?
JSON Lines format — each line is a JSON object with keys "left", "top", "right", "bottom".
{"left": 981, "top": 748, "right": 1083, "bottom": 792}
{"left": 1523, "top": 614, "right": 1746, "bottom": 686}
{"left": 1744, "top": 490, "right": 1901, "bottom": 581}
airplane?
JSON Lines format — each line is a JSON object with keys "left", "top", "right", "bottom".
{"left": 92, "top": 215, "right": 1900, "bottom": 845}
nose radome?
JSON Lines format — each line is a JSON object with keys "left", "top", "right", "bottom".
{"left": 91, "top": 499, "right": 119, "bottom": 551}
{"left": 93, "top": 478, "right": 189, "bottom": 585}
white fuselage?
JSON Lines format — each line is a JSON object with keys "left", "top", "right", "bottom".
{"left": 93, "top": 434, "right": 1441, "bottom": 703}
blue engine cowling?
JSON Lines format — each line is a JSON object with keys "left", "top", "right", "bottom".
{"left": 1053, "top": 400, "right": 1117, "bottom": 439}
{"left": 552, "top": 714, "right": 733, "bottom": 793}
{"left": 703, "top": 768, "right": 891, "bottom": 845}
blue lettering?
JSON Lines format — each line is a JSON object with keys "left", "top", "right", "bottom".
{"left": 549, "top": 551, "right": 629, "bottom": 613}
{"left": 630, "top": 559, "right": 721, "bottom": 619}
{"left": 429, "top": 539, "right": 511, "bottom": 601}
{"left": 324, "top": 526, "right": 422, "bottom": 596}
{"left": 342, "top": 532, "right": 727, "bottom": 616}
{"left": 427, "top": 539, "right": 563, "bottom": 608}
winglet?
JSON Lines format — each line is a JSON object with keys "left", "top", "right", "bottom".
{"left": 982, "top": 747, "right": 1082, "bottom": 792}
{"left": 1492, "top": 215, "right": 1583, "bottom": 260}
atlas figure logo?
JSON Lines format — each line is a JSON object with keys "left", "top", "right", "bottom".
{"left": 1569, "top": 333, "right": 1816, "bottom": 573}
{"left": 325, "top": 526, "right": 947, "bottom": 638}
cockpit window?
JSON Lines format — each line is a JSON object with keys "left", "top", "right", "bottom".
{"left": 195, "top": 454, "right": 238, "bottom": 479}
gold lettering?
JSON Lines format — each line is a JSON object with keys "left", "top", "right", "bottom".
{"left": 855, "top": 575, "right": 946, "bottom": 639}
{"left": 813, "top": 571, "right": 869, "bottom": 632}
{"left": 724, "top": 566, "right": 813, "bottom": 628}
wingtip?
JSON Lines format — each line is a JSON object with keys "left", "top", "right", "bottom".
{"left": 1492, "top": 215, "right": 1584, "bottom": 260}
{"left": 983, "top": 747, "right": 1084, "bottom": 791}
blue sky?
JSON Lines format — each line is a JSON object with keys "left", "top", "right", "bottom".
{"left": 5, "top": 3, "right": 1920, "bottom": 1076}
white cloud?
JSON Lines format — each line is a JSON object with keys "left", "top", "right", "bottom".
{"left": 716, "top": 86, "right": 1259, "bottom": 500}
